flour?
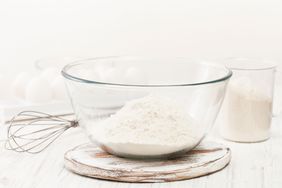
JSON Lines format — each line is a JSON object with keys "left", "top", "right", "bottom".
{"left": 220, "top": 77, "right": 272, "bottom": 142}
{"left": 91, "top": 95, "right": 202, "bottom": 157}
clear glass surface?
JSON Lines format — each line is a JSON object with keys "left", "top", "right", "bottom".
{"left": 62, "top": 57, "right": 232, "bottom": 158}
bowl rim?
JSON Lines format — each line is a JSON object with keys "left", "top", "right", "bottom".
{"left": 221, "top": 57, "right": 277, "bottom": 71}
{"left": 61, "top": 56, "right": 233, "bottom": 87}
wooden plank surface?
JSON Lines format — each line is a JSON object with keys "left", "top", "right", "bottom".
{"left": 64, "top": 142, "right": 231, "bottom": 182}
{"left": 0, "top": 117, "right": 282, "bottom": 188}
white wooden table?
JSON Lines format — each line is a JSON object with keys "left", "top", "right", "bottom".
{"left": 0, "top": 116, "right": 281, "bottom": 188}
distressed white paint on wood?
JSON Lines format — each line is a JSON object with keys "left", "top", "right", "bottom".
{"left": 64, "top": 142, "right": 231, "bottom": 182}
{"left": 0, "top": 117, "right": 282, "bottom": 188}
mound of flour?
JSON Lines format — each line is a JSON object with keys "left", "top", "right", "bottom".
{"left": 92, "top": 95, "right": 202, "bottom": 157}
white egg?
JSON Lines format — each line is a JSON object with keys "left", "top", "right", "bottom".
{"left": 100, "top": 67, "right": 124, "bottom": 83}
{"left": 51, "top": 76, "right": 68, "bottom": 101}
{"left": 40, "top": 68, "right": 60, "bottom": 84}
{"left": 11, "top": 72, "right": 33, "bottom": 99}
{"left": 0, "top": 74, "right": 11, "bottom": 99}
{"left": 123, "top": 67, "right": 145, "bottom": 84}
{"left": 76, "top": 69, "right": 100, "bottom": 81}
{"left": 92, "top": 64, "right": 110, "bottom": 81}
{"left": 25, "top": 76, "right": 53, "bottom": 103}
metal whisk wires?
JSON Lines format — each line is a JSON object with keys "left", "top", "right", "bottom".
{"left": 5, "top": 111, "right": 78, "bottom": 154}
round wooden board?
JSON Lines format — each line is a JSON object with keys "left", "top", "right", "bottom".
{"left": 64, "top": 142, "right": 231, "bottom": 183}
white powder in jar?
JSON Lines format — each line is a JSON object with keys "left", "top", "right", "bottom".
{"left": 220, "top": 77, "right": 272, "bottom": 142}
{"left": 91, "top": 95, "right": 202, "bottom": 157}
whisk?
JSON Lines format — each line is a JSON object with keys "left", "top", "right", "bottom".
{"left": 5, "top": 111, "right": 78, "bottom": 154}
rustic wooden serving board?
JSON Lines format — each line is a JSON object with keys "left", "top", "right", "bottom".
{"left": 64, "top": 142, "right": 231, "bottom": 183}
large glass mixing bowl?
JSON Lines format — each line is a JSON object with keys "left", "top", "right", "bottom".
{"left": 62, "top": 57, "right": 232, "bottom": 159}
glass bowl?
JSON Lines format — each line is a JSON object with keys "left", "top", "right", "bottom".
{"left": 62, "top": 57, "right": 232, "bottom": 159}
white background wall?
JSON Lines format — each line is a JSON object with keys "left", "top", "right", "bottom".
{"left": 0, "top": 0, "right": 281, "bottom": 72}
